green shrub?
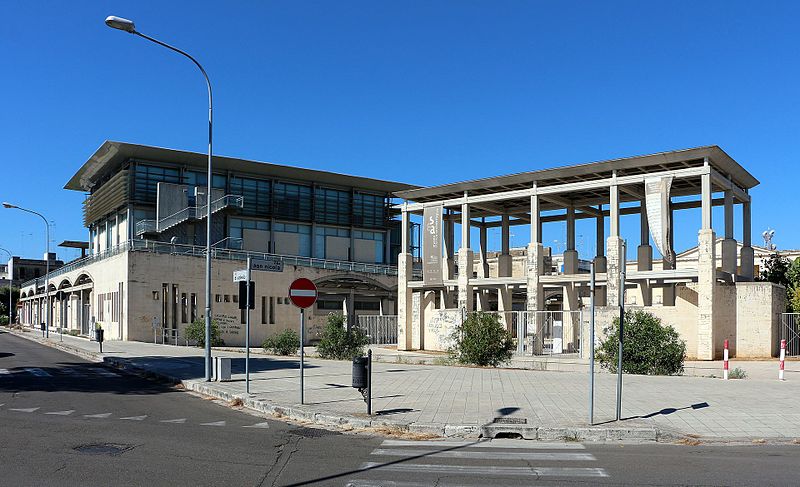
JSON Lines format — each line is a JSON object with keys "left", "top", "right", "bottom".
{"left": 68, "top": 329, "right": 80, "bottom": 337}
{"left": 316, "top": 313, "right": 369, "bottom": 360}
{"left": 448, "top": 311, "right": 514, "bottom": 367}
{"left": 185, "top": 319, "right": 225, "bottom": 347}
{"left": 262, "top": 329, "right": 300, "bottom": 355}
{"left": 596, "top": 310, "right": 686, "bottom": 375}
{"left": 728, "top": 367, "right": 747, "bottom": 379}
{"left": 0, "top": 315, "right": 8, "bottom": 326}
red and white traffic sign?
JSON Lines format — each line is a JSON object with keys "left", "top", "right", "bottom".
{"left": 289, "top": 278, "right": 318, "bottom": 309}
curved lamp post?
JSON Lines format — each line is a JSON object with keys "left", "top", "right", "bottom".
{"left": 0, "top": 247, "right": 13, "bottom": 327}
{"left": 105, "top": 16, "right": 214, "bottom": 380}
{"left": 2, "top": 203, "right": 52, "bottom": 339}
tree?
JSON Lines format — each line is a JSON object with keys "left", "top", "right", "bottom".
{"left": 759, "top": 253, "right": 791, "bottom": 287}
{"left": 185, "top": 319, "right": 224, "bottom": 347}
{"left": 317, "top": 313, "right": 369, "bottom": 360}
{"left": 448, "top": 312, "right": 515, "bottom": 367}
{"left": 0, "top": 286, "right": 20, "bottom": 323}
{"left": 596, "top": 310, "right": 686, "bottom": 376}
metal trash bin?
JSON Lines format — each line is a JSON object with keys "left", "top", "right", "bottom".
{"left": 215, "top": 357, "right": 232, "bottom": 382}
{"left": 352, "top": 356, "right": 368, "bottom": 389}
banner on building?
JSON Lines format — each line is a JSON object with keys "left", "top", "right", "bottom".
{"left": 644, "top": 176, "right": 673, "bottom": 262}
{"left": 422, "top": 204, "right": 444, "bottom": 286}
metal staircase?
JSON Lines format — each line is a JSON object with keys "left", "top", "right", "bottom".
{"left": 135, "top": 194, "right": 244, "bottom": 236}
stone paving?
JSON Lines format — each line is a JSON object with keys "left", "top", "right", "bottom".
{"left": 5, "top": 327, "right": 800, "bottom": 441}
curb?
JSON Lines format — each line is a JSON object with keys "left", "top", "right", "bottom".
{"left": 0, "top": 327, "right": 713, "bottom": 443}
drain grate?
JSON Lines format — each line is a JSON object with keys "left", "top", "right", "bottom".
{"left": 74, "top": 443, "right": 135, "bottom": 456}
{"left": 492, "top": 417, "right": 527, "bottom": 425}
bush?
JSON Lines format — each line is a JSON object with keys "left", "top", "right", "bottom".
{"left": 0, "top": 315, "right": 8, "bottom": 326}
{"left": 185, "top": 319, "right": 225, "bottom": 347}
{"left": 729, "top": 367, "right": 747, "bottom": 379}
{"left": 316, "top": 313, "right": 369, "bottom": 360}
{"left": 596, "top": 310, "right": 685, "bottom": 375}
{"left": 448, "top": 312, "right": 514, "bottom": 367}
{"left": 262, "top": 329, "right": 300, "bottom": 355}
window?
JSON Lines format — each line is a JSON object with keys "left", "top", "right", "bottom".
{"left": 354, "top": 230, "right": 386, "bottom": 264}
{"left": 274, "top": 222, "right": 311, "bottom": 256}
{"left": 184, "top": 171, "right": 226, "bottom": 190}
{"left": 229, "top": 218, "right": 270, "bottom": 240}
{"left": 232, "top": 295, "right": 238, "bottom": 303}
{"left": 224, "top": 295, "right": 230, "bottom": 303}
{"left": 190, "top": 293, "right": 197, "bottom": 323}
{"left": 181, "top": 293, "right": 188, "bottom": 323}
{"left": 261, "top": 296, "right": 267, "bottom": 324}
{"left": 215, "top": 294, "right": 222, "bottom": 303}
{"left": 240, "top": 308, "right": 246, "bottom": 324}
{"left": 132, "top": 164, "right": 181, "bottom": 203}
{"left": 314, "top": 226, "right": 350, "bottom": 258}
{"left": 355, "top": 301, "right": 381, "bottom": 311}
{"left": 353, "top": 192, "right": 386, "bottom": 228}
{"left": 274, "top": 182, "right": 312, "bottom": 221}
{"left": 314, "top": 187, "right": 351, "bottom": 225}
{"left": 317, "top": 300, "right": 343, "bottom": 310}
{"left": 269, "top": 297, "right": 275, "bottom": 324}
{"left": 229, "top": 176, "right": 270, "bottom": 216}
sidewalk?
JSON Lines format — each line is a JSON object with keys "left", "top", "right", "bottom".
{"left": 5, "top": 327, "right": 800, "bottom": 443}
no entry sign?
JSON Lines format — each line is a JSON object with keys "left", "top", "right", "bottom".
{"left": 289, "top": 278, "right": 318, "bottom": 309}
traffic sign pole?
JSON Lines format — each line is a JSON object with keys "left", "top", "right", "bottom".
{"left": 246, "top": 256, "right": 251, "bottom": 395}
{"left": 289, "top": 278, "right": 318, "bottom": 406}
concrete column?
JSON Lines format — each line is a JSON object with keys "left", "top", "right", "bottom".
{"left": 563, "top": 206, "right": 578, "bottom": 274}
{"left": 638, "top": 197, "right": 653, "bottom": 306}
{"left": 594, "top": 208, "right": 607, "bottom": 305}
{"left": 397, "top": 206, "right": 414, "bottom": 350}
{"left": 740, "top": 200, "right": 754, "bottom": 280}
{"left": 444, "top": 211, "right": 455, "bottom": 280}
{"left": 697, "top": 229, "right": 717, "bottom": 359}
{"left": 479, "top": 223, "right": 489, "bottom": 278}
{"left": 498, "top": 215, "right": 512, "bottom": 277}
{"left": 458, "top": 197, "right": 473, "bottom": 311}
{"left": 526, "top": 243, "right": 544, "bottom": 312}
{"left": 606, "top": 177, "right": 623, "bottom": 306}
{"left": 721, "top": 189, "right": 737, "bottom": 275}
{"left": 701, "top": 170, "right": 712, "bottom": 230}
{"left": 530, "top": 185, "right": 540, "bottom": 244}
{"left": 661, "top": 202, "right": 676, "bottom": 306}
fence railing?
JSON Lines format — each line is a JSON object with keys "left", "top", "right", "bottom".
{"left": 357, "top": 315, "right": 398, "bottom": 345}
{"left": 485, "top": 310, "right": 585, "bottom": 357}
{"left": 782, "top": 313, "right": 800, "bottom": 357}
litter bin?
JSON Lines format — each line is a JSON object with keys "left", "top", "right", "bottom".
{"left": 95, "top": 328, "right": 104, "bottom": 353}
{"left": 352, "top": 356, "right": 369, "bottom": 389}
{"left": 215, "top": 357, "right": 232, "bottom": 382}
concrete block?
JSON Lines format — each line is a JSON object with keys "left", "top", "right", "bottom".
{"left": 605, "top": 428, "right": 657, "bottom": 441}
{"left": 444, "top": 424, "right": 479, "bottom": 437}
{"left": 573, "top": 428, "right": 608, "bottom": 442}
{"left": 408, "top": 423, "right": 445, "bottom": 436}
{"left": 536, "top": 427, "right": 567, "bottom": 441}
{"left": 315, "top": 413, "right": 345, "bottom": 426}
{"left": 480, "top": 423, "right": 537, "bottom": 440}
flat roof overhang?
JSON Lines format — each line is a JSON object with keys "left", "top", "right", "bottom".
{"left": 66, "top": 141, "right": 419, "bottom": 195}
{"left": 394, "top": 146, "right": 758, "bottom": 213}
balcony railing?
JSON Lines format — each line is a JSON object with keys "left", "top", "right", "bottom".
{"left": 135, "top": 194, "right": 245, "bottom": 236}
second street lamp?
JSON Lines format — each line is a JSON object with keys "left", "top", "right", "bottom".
{"left": 2, "top": 202, "right": 52, "bottom": 339}
{"left": 105, "top": 15, "right": 215, "bottom": 380}
{"left": 0, "top": 247, "right": 13, "bottom": 327}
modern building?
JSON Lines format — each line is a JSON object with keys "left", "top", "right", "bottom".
{"left": 394, "top": 146, "right": 786, "bottom": 359}
{"left": 18, "top": 141, "right": 415, "bottom": 345}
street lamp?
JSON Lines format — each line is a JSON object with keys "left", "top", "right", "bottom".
{"left": 105, "top": 15, "right": 215, "bottom": 381}
{"left": 0, "top": 247, "right": 13, "bottom": 327}
{"left": 2, "top": 203, "right": 52, "bottom": 339}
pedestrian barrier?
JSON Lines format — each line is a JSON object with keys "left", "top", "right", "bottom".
{"left": 781, "top": 313, "right": 800, "bottom": 356}
{"left": 357, "top": 315, "right": 398, "bottom": 345}
{"left": 723, "top": 339, "right": 729, "bottom": 380}
{"left": 779, "top": 339, "right": 786, "bottom": 381}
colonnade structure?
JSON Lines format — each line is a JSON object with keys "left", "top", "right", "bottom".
{"left": 395, "top": 146, "right": 786, "bottom": 359}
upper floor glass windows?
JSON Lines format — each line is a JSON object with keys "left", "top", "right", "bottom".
{"left": 315, "top": 187, "right": 351, "bottom": 226}
{"left": 132, "top": 165, "right": 180, "bottom": 203}
{"left": 274, "top": 182, "right": 312, "bottom": 221}
{"left": 230, "top": 176, "right": 270, "bottom": 217}
{"left": 184, "top": 171, "right": 226, "bottom": 190}
{"left": 353, "top": 192, "right": 386, "bottom": 228}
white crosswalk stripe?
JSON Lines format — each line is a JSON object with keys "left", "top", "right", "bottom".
{"left": 346, "top": 439, "right": 608, "bottom": 485}
{"left": 120, "top": 415, "right": 148, "bottom": 421}
{"left": 160, "top": 418, "right": 187, "bottom": 424}
{"left": 200, "top": 421, "right": 226, "bottom": 427}
{"left": 24, "top": 368, "right": 51, "bottom": 377}
{"left": 9, "top": 407, "right": 40, "bottom": 413}
{"left": 45, "top": 410, "right": 75, "bottom": 416}
{"left": 242, "top": 422, "right": 271, "bottom": 429}
{"left": 83, "top": 413, "right": 112, "bottom": 419}
{"left": 0, "top": 368, "right": 10, "bottom": 375}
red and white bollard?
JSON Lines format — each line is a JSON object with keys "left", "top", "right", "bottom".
{"left": 723, "top": 339, "right": 729, "bottom": 381}
{"left": 779, "top": 339, "right": 786, "bottom": 381}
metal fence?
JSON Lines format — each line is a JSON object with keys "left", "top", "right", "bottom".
{"left": 357, "top": 315, "right": 398, "bottom": 345}
{"left": 500, "top": 310, "right": 585, "bottom": 357}
{"left": 782, "top": 313, "right": 800, "bottom": 357}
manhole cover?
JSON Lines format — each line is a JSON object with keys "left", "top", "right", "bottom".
{"left": 493, "top": 417, "right": 527, "bottom": 425}
{"left": 74, "top": 443, "right": 135, "bottom": 456}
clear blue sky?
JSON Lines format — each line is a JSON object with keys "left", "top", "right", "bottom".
{"left": 1, "top": 1, "right": 798, "bottom": 262}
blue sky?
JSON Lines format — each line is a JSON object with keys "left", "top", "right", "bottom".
{"left": 1, "top": 1, "right": 798, "bottom": 262}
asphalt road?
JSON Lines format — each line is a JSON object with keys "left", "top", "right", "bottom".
{"left": 2, "top": 330, "right": 800, "bottom": 487}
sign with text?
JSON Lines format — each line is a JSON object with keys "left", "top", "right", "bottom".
{"left": 233, "top": 270, "right": 248, "bottom": 282}
{"left": 289, "top": 278, "right": 318, "bottom": 309}
{"left": 251, "top": 257, "right": 284, "bottom": 273}
{"left": 422, "top": 204, "right": 444, "bottom": 286}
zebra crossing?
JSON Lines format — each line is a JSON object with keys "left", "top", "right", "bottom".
{"left": 346, "top": 439, "right": 608, "bottom": 486}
